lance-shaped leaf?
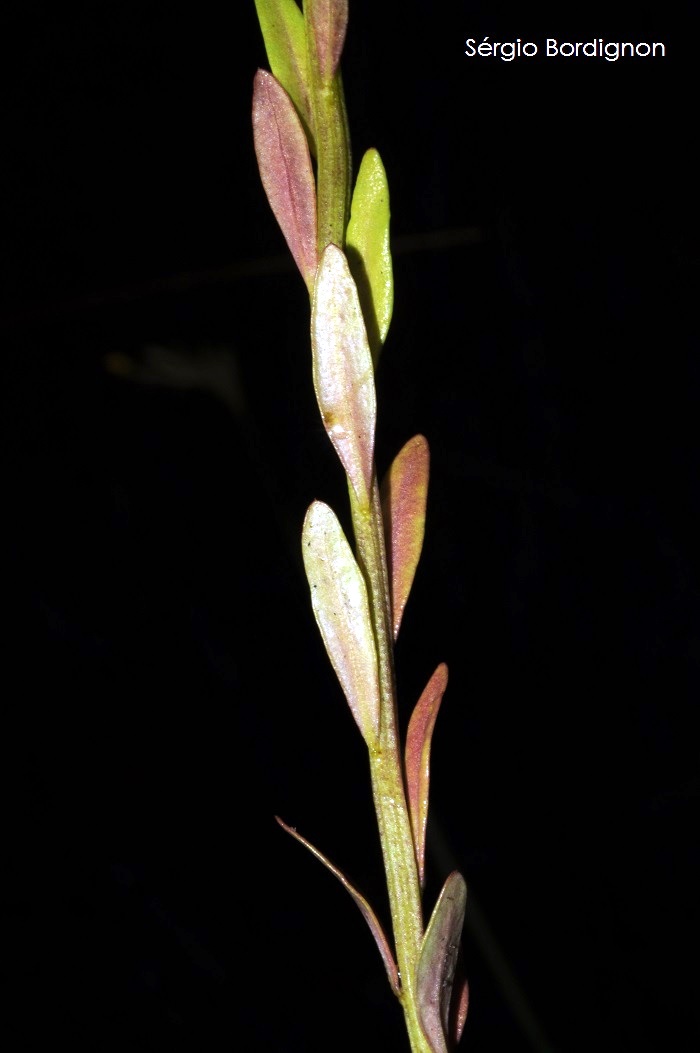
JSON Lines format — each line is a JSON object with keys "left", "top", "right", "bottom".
{"left": 302, "top": 501, "right": 380, "bottom": 745}
{"left": 254, "top": 0, "right": 315, "bottom": 152}
{"left": 346, "top": 148, "right": 393, "bottom": 364}
{"left": 405, "top": 662, "right": 448, "bottom": 887}
{"left": 416, "top": 871, "right": 468, "bottom": 1053}
{"left": 380, "top": 434, "right": 429, "bottom": 638}
{"left": 305, "top": 0, "right": 348, "bottom": 81}
{"left": 276, "top": 817, "right": 400, "bottom": 996}
{"left": 311, "top": 244, "right": 376, "bottom": 503}
{"left": 252, "top": 69, "right": 318, "bottom": 293}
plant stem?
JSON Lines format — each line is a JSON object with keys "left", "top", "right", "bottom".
{"left": 350, "top": 483, "right": 433, "bottom": 1053}
{"left": 314, "top": 75, "right": 351, "bottom": 252}
{"left": 305, "top": 17, "right": 351, "bottom": 251}
{"left": 310, "top": 22, "right": 431, "bottom": 1050}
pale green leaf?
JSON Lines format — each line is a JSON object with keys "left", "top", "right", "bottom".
{"left": 416, "top": 871, "right": 468, "bottom": 1053}
{"left": 254, "top": 0, "right": 315, "bottom": 152}
{"left": 346, "top": 148, "right": 393, "bottom": 364}
{"left": 311, "top": 244, "right": 376, "bottom": 503}
{"left": 302, "top": 501, "right": 380, "bottom": 746}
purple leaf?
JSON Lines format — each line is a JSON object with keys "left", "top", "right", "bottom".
{"left": 276, "top": 816, "right": 400, "bottom": 996}
{"left": 252, "top": 69, "right": 318, "bottom": 292}
{"left": 416, "top": 871, "right": 468, "bottom": 1053}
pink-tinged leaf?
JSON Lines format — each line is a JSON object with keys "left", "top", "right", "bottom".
{"left": 405, "top": 662, "right": 448, "bottom": 887}
{"left": 416, "top": 871, "right": 468, "bottom": 1053}
{"left": 380, "top": 434, "right": 429, "bottom": 639}
{"left": 311, "top": 244, "right": 376, "bottom": 503}
{"left": 252, "top": 69, "right": 318, "bottom": 292}
{"left": 276, "top": 816, "right": 400, "bottom": 996}
{"left": 253, "top": 0, "right": 316, "bottom": 152}
{"left": 305, "top": 0, "right": 348, "bottom": 81}
{"left": 302, "top": 501, "right": 380, "bottom": 746}
{"left": 449, "top": 968, "right": 469, "bottom": 1047}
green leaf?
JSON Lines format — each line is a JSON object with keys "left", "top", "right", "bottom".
{"left": 311, "top": 244, "right": 376, "bottom": 504}
{"left": 254, "top": 0, "right": 315, "bottom": 152}
{"left": 304, "top": 0, "right": 348, "bottom": 81}
{"left": 380, "top": 434, "right": 429, "bottom": 639}
{"left": 404, "top": 663, "right": 448, "bottom": 888}
{"left": 252, "top": 69, "right": 318, "bottom": 293}
{"left": 302, "top": 501, "right": 380, "bottom": 746}
{"left": 416, "top": 871, "right": 468, "bottom": 1053}
{"left": 276, "top": 817, "right": 400, "bottom": 996}
{"left": 346, "top": 149, "right": 394, "bottom": 364}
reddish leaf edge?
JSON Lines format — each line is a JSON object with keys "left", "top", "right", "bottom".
{"left": 275, "top": 816, "right": 400, "bottom": 996}
{"left": 450, "top": 967, "right": 469, "bottom": 1048}
{"left": 404, "top": 662, "right": 449, "bottom": 888}
{"left": 380, "top": 433, "right": 430, "bottom": 640}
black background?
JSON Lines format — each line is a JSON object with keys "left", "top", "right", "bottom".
{"left": 2, "top": 2, "right": 698, "bottom": 1051}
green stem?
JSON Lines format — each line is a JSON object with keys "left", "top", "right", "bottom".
{"left": 313, "top": 75, "right": 350, "bottom": 250}
{"left": 307, "top": 14, "right": 430, "bottom": 1050}
{"left": 305, "top": 20, "right": 351, "bottom": 251}
{"left": 350, "top": 483, "right": 432, "bottom": 1053}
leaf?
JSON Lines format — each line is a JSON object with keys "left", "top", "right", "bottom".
{"left": 346, "top": 148, "right": 393, "bottom": 363}
{"left": 302, "top": 501, "right": 380, "bottom": 746}
{"left": 305, "top": 0, "right": 348, "bottom": 81}
{"left": 253, "top": 0, "right": 315, "bottom": 151}
{"left": 404, "top": 663, "right": 448, "bottom": 887}
{"left": 311, "top": 244, "right": 376, "bottom": 503}
{"left": 416, "top": 871, "right": 468, "bottom": 1053}
{"left": 449, "top": 968, "right": 469, "bottom": 1048}
{"left": 380, "top": 434, "right": 429, "bottom": 638}
{"left": 252, "top": 69, "right": 318, "bottom": 292}
{"left": 276, "top": 816, "right": 400, "bottom": 996}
